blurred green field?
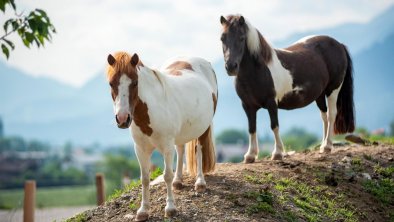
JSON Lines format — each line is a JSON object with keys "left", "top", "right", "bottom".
{"left": 0, "top": 184, "right": 119, "bottom": 209}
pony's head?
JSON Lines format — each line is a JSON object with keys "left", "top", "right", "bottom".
{"left": 220, "top": 15, "right": 271, "bottom": 76}
{"left": 106, "top": 51, "right": 142, "bottom": 129}
{"left": 220, "top": 15, "right": 248, "bottom": 76}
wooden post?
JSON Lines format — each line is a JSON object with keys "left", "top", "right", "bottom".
{"left": 96, "top": 173, "right": 105, "bottom": 205}
{"left": 23, "top": 180, "right": 36, "bottom": 222}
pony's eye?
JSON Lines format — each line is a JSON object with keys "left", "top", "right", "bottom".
{"left": 132, "top": 80, "right": 138, "bottom": 86}
{"left": 240, "top": 36, "right": 245, "bottom": 41}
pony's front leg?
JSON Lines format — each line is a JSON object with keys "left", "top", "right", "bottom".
{"left": 268, "top": 106, "right": 285, "bottom": 160}
{"left": 162, "top": 146, "right": 177, "bottom": 217}
{"left": 172, "top": 144, "right": 184, "bottom": 190}
{"left": 134, "top": 144, "right": 153, "bottom": 222}
{"left": 243, "top": 104, "right": 259, "bottom": 163}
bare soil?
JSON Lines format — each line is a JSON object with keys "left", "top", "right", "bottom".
{"left": 72, "top": 143, "right": 394, "bottom": 222}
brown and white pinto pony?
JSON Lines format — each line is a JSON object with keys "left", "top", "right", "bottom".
{"left": 106, "top": 52, "right": 217, "bottom": 220}
{"left": 220, "top": 15, "right": 355, "bottom": 162}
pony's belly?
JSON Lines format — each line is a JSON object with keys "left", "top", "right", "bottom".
{"left": 174, "top": 114, "right": 212, "bottom": 145}
{"left": 277, "top": 89, "right": 318, "bottom": 110}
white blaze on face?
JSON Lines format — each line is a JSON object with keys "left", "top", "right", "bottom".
{"left": 114, "top": 74, "right": 132, "bottom": 119}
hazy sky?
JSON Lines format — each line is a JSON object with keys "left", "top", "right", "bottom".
{"left": 1, "top": 0, "right": 394, "bottom": 86}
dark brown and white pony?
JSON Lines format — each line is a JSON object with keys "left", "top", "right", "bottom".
{"left": 106, "top": 52, "right": 217, "bottom": 220}
{"left": 220, "top": 15, "right": 355, "bottom": 162}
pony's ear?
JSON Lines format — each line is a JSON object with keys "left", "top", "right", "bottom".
{"left": 131, "top": 53, "right": 139, "bottom": 66}
{"left": 239, "top": 16, "right": 245, "bottom": 25}
{"left": 107, "top": 54, "right": 116, "bottom": 66}
{"left": 220, "top": 16, "right": 227, "bottom": 25}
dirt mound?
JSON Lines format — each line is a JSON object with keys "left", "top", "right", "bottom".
{"left": 69, "top": 144, "right": 394, "bottom": 222}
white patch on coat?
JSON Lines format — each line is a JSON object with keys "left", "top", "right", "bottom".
{"left": 267, "top": 50, "right": 294, "bottom": 103}
{"left": 294, "top": 35, "right": 317, "bottom": 44}
{"left": 245, "top": 20, "right": 261, "bottom": 57}
{"left": 114, "top": 74, "right": 132, "bottom": 115}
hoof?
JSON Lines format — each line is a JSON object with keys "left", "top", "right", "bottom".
{"left": 135, "top": 212, "right": 149, "bottom": 221}
{"left": 165, "top": 208, "right": 177, "bottom": 218}
{"left": 320, "top": 146, "right": 332, "bottom": 154}
{"left": 271, "top": 153, "right": 283, "bottom": 160}
{"left": 195, "top": 184, "right": 206, "bottom": 193}
{"left": 244, "top": 155, "right": 256, "bottom": 164}
{"left": 172, "top": 181, "right": 183, "bottom": 190}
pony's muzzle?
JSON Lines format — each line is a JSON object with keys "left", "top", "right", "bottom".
{"left": 225, "top": 62, "right": 238, "bottom": 76}
{"left": 116, "top": 113, "right": 132, "bottom": 129}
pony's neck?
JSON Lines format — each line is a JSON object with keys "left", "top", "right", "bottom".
{"left": 238, "top": 41, "right": 273, "bottom": 81}
{"left": 137, "top": 66, "right": 166, "bottom": 98}
{"left": 246, "top": 22, "right": 273, "bottom": 64}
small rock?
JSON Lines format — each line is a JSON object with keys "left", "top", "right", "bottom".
{"left": 287, "top": 151, "right": 296, "bottom": 156}
{"left": 158, "top": 197, "right": 163, "bottom": 201}
{"left": 341, "top": 156, "right": 352, "bottom": 163}
{"left": 345, "top": 134, "right": 369, "bottom": 145}
{"left": 360, "top": 173, "right": 371, "bottom": 180}
{"left": 388, "top": 157, "right": 393, "bottom": 162}
{"left": 325, "top": 173, "right": 338, "bottom": 186}
{"left": 124, "top": 213, "right": 134, "bottom": 221}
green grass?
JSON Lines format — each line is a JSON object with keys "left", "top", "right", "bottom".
{"left": 368, "top": 135, "right": 394, "bottom": 144}
{"left": 0, "top": 185, "right": 97, "bottom": 209}
{"left": 244, "top": 190, "right": 275, "bottom": 214}
{"left": 107, "top": 167, "right": 162, "bottom": 202}
{"left": 374, "top": 165, "right": 394, "bottom": 178}
{"left": 363, "top": 178, "right": 394, "bottom": 205}
{"left": 65, "top": 212, "right": 87, "bottom": 222}
{"left": 244, "top": 173, "right": 358, "bottom": 222}
{"left": 107, "top": 180, "right": 141, "bottom": 202}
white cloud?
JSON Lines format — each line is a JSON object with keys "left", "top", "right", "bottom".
{"left": 1, "top": 0, "right": 393, "bottom": 86}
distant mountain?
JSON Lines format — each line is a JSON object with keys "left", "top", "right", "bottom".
{"left": 275, "top": 5, "right": 394, "bottom": 54}
{"left": 0, "top": 6, "right": 393, "bottom": 145}
{"left": 0, "top": 64, "right": 130, "bottom": 145}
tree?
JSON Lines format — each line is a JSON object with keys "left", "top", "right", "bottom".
{"left": 216, "top": 129, "right": 248, "bottom": 145}
{"left": 0, "top": 0, "right": 56, "bottom": 59}
{"left": 282, "top": 127, "right": 318, "bottom": 151}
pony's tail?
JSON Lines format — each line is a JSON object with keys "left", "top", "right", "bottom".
{"left": 334, "top": 45, "right": 355, "bottom": 134}
{"left": 186, "top": 125, "right": 216, "bottom": 176}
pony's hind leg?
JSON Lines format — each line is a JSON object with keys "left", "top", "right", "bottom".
{"left": 316, "top": 94, "right": 328, "bottom": 152}
{"left": 268, "top": 105, "right": 285, "bottom": 160}
{"left": 243, "top": 105, "right": 259, "bottom": 163}
{"left": 320, "top": 85, "right": 342, "bottom": 153}
{"left": 195, "top": 143, "right": 207, "bottom": 192}
{"left": 172, "top": 144, "right": 184, "bottom": 190}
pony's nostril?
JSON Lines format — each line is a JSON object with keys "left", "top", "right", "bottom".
{"left": 115, "top": 115, "right": 120, "bottom": 124}
{"left": 126, "top": 114, "right": 131, "bottom": 123}
{"left": 226, "top": 62, "right": 237, "bottom": 71}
